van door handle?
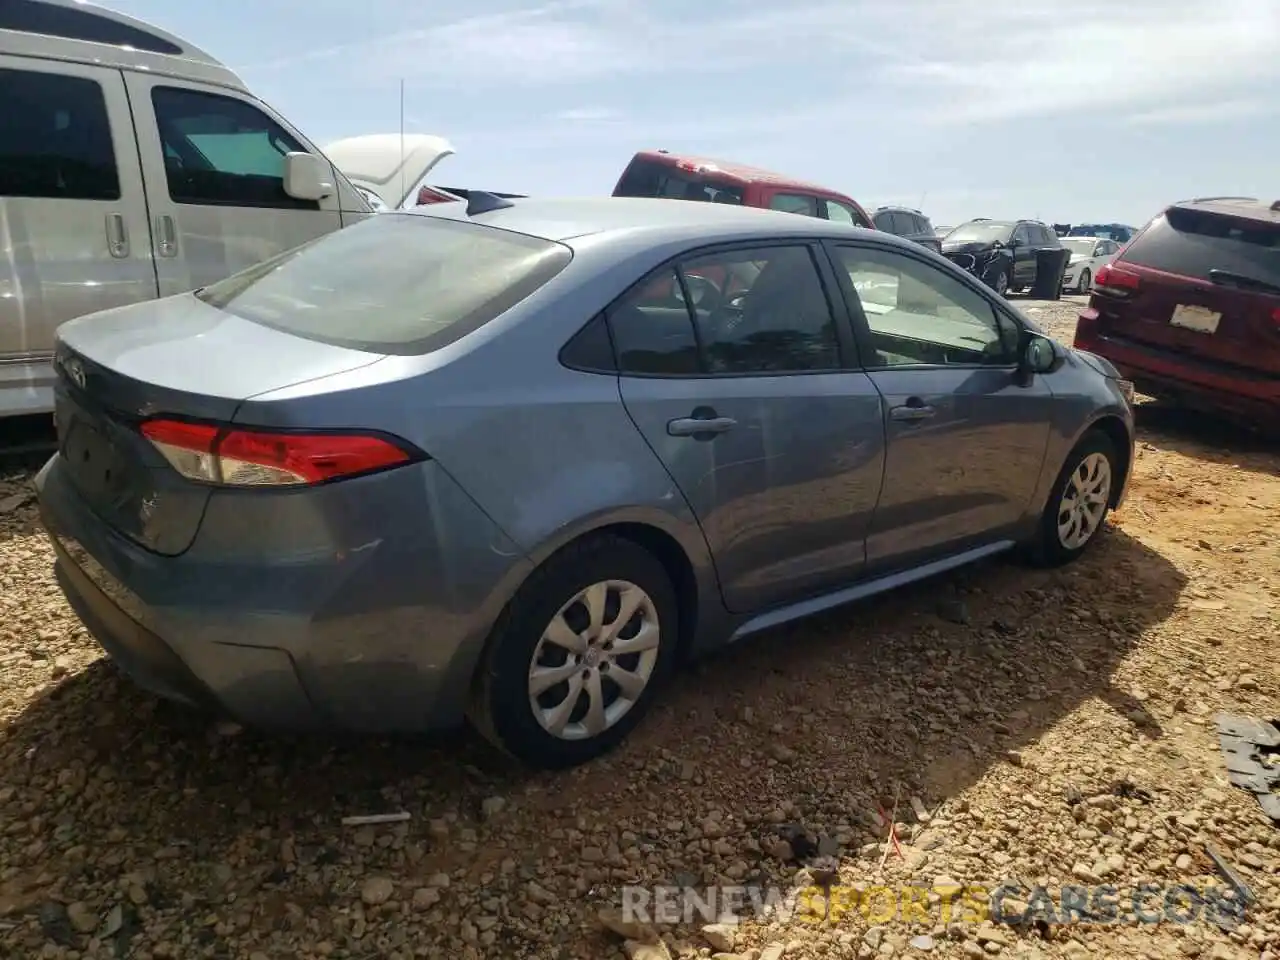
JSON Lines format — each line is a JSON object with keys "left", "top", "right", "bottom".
{"left": 155, "top": 215, "right": 177, "bottom": 258}
{"left": 668, "top": 415, "right": 736, "bottom": 438}
{"left": 105, "top": 214, "right": 129, "bottom": 258}
{"left": 889, "top": 401, "right": 935, "bottom": 422}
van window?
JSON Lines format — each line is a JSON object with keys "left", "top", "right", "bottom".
{"left": 0, "top": 0, "right": 183, "bottom": 54}
{"left": 0, "top": 68, "right": 119, "bottom": 200}
{"left": 1122, "top": 209, "right": 1280, "bottom": 285}
{"left": 195, "top": 213, "right": 573, "bottom": 356}
{"left": 151, "top": 87, "right": 318, "bottom": 210}
{"left": 614, "top": 158, "right": 744, "bottom": 204}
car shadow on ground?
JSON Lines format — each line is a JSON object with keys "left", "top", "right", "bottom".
{"left": 1135, "top": 401, "right": 1277, "bottom": 477}
{"left": 0, "top": 522, "right": 1184, "bottom": 950}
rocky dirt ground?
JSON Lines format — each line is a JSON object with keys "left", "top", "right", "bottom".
{"left": 0, "top": 295, "right": 1276, "bottom": 960}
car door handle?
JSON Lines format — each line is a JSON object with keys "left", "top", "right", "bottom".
{"left": 105, "top": 214, "right": 129, "bottom": 258}
{"left": 668, "top": 416, "right": 737, "bottom": 437}
{"left": 889, "top": 403, "right": 935, "bottom": 422}
{"left": 155, "top": 215, "right": 177, "bottom": 258}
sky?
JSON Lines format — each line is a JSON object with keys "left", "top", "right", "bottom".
{"left": 100, "top": 0, "right": 1278, "bottom": 228}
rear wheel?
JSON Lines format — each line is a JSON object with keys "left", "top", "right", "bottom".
{"left": 468, "top": 536, "right": 677, "bottom": 769}
{"left": 1023, "top": 430, "right": 1117, "bottom": 567}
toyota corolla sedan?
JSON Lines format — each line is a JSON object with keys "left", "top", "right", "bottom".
{"left": 36, "top": 195, "right": 1135, "bottom": 769}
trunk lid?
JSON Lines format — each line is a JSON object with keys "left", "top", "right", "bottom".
{"left": 53, "top": 295, "right": 385, "bottom": 556}
{"left": 1098, "top": 207, "right": 1280, "bottom": 373}
{"left": 323, "top": 133, "right": 455, "bottom": 210}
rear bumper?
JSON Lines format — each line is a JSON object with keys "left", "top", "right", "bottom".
{"left": 36, "top": 451, "right": 532, "bottom": 733}
{"left": 1075, "top": 331, "right": 1279, "bottom": 426}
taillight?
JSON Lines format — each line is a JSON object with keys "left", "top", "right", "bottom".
{"left": 140, "top": 418, "right": 420, "bottom": 487}
{"left": 1074, "top": 306, "right": 1101, "bottom": 347}
{"left": 1094, "top": 263, "right": 1141, "bottom": 291}
{"left": 1272, "top": 307, "right": 1280, "bottom": 328}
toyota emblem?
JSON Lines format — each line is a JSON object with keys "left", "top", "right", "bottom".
{"left": 64, "top": 357, "right": 86, "bottom": 390}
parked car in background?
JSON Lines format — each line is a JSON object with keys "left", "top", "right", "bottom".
{"left": 1061, "top": 237, "right": 1123, "bottom": 293}
{"left": 1067, "top": 223, "right": 1138, "bottom": 244}
{"left": 613, "top": 150, "right": 874, "bottom": 228}
{"left": 872, "top": 206, "right": 942, "bottom": 253}
{"left": 935, "top": 225, "right": 954, "bottom": 238}
{"left": 0, "top": 0, "right": 441, "bottom": 421}
{"left": 322, "top": 135, "right": 526, "bottom": 211}
{"left": 941, "top": 219, "right": 1065, "bottom": 296}
{"left": 38, "top": 195, "right": 1134, "bottom": 768}
{"left": 1075, "top": 197, "right": 1280, "bottom": 429}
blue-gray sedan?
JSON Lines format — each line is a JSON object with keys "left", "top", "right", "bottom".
{"left": 35, "top": 195, "right": 1136, "bottom": 769}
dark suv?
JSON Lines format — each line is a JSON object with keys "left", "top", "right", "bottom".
{"left": 1074, "top": 197, "right": 1280, "bottom": 428}
{"left": 941, "top": 219, "right": 1065, "bottom": 297}
{"left": 872, "top": 206, "right": 941, "bottom": 252}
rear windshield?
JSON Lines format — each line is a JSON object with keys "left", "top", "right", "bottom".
{"left": 614, "top": 158, "right": 744, "bottom": 205}
{"left": 195, "top": 214, "right": 572, "bottom": 355}
{"left": 1122, "top": 209, "right": 1280, "bottom": 285}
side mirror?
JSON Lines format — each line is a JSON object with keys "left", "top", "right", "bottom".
{"left": 283, "top": 152, "right": 334, "bottom": 201}
{"left": 1021, "top": 334, "right": 1061, "bottom": 375}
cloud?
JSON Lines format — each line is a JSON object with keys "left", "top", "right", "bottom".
{"left": 876, "top": 0, "right": 1280, "bottom": 124}
{"left": 550, "top": 107, "right": 623, "bottom": 122}
{"left": 1125, "top": 98, "right": 1273, "bottom": 126}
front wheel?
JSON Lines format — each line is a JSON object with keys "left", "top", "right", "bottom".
{"left": 991, "top": 271, "right": 1010, "bottom": 297}
{"left": 468, "top": 535, "right": 677, "bottom": 769}
{"left": 1078, "top": 268, "right": 1092, "bottom": 293}
{"left": 1023, "top": 430, "right": 1118, "bottom": 567}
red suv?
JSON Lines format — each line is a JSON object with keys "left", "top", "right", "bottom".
{"left": 1074, "top": 197, "right": 1280, "bottom": 429}
{"left": 613, "top": 150, "right": 874, "bottom": 228}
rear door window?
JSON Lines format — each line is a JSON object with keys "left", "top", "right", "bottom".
{"left": 770, "top": 193, "right": 818, "bottom": 217}
{"left": 1122, "top": 209, "right": 1280, "bottom": 285}
{"left": 195, "top": 214, "right": 573, "bottom": 355}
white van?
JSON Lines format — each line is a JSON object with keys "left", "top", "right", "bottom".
{"left": 0, "top": 0, "right": 449, "bottom": 419}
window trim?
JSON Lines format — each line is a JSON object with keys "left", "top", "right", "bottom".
{"left": 821, "top": 238, "right": 1028, "bottom": 373}
{"left": 149, "top": 84, "right": 321, "bottom": 211}
{"left": 604, "top": 238, "right": 862, "bottom": 380}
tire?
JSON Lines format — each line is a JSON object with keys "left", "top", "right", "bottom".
{"left": 1078, "top": 268, "right": 1091, "bottom": 294}
{"left": 992, "top": 271, "right": 1010, "bottom": 297}
{"left": 1023, "top": 430, "right": 1118, "bottom": 568}
{"left": 468, "top": 535, "right": 678, "bottom": 769}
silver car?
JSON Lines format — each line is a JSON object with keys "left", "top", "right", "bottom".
{"left": 35, "top": 196, "right": 1136, "bottom": 769}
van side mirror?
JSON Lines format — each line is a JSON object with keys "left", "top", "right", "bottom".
{"left": 283, "top": 152, "right": 334, "bottom": 201}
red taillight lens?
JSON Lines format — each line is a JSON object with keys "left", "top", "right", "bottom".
{"left": 1272, "top": 307, "right": 1280, "bottom": 328}
{"left": 1074, "top": 306, "right": 1101, "bottom": 347}
{"left": 141, "top": 419, "right": 418, "bottom": 487}
{"left": 1094, "top": 263, "right": 1141, "bottom": 291}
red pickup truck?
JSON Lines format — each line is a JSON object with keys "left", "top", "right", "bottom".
{"left": 612, "top": 149, "right": 874, "bottom": 228}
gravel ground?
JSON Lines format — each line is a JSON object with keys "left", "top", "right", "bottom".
{"left": 2, "top": 296, "right": 1278, "bottom": 960}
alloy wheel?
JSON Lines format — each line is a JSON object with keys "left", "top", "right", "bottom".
{"left": 527, "top": 580, "right": 661, "bottom": 741}
{"left": 1057, "top": 452, "right": 1112, "bottom": 549}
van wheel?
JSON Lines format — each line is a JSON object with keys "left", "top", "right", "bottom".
{"left": 1023, "top": 430, "right": 1117, "bottom": 568}
{"left": 468, "top": 536, "right": 677, "bottom": 769}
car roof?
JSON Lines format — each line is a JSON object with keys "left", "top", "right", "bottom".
{"left": 1172, "top": 196, "right": 1280, "bottom": 225}
{"left": 631, "top": 150, "right": 845, "bottom": 195}
{"left": 876, "top": 205, "right": 926, "bottom": 216}
{"left": 408, "top": 196, "right": 885, "bottom": 245}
